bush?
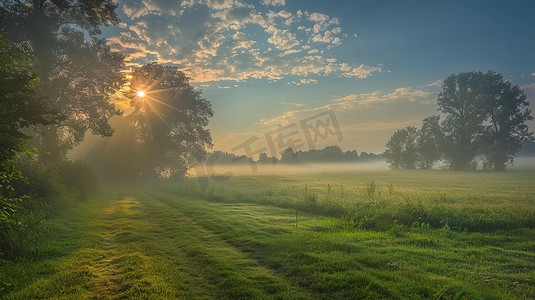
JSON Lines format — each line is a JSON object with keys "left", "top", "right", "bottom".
{"left": 53, "top": 160, "right": 98, "bottom": 202}
{"left": 0, "top": 159, "right": 98, "bottom": 259}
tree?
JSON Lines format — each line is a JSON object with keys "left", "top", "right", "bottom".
{"left": 384, "top": 126, "right": 419, "bottom": 169}
{"left": 127, "top": 63, "right": 213, "bottom": 178}
{"left": 280, "top": 147, "right": 299, "bottom": 164}
{"left": 0, "top": 34, "right": 61, "bottom": 258}
{"left": 417, "top": 115, "right": 443, "bottom": 169}
{"left": 479, "top": 72, "right": 533, "bottom": 171}
{"left": 437, "top": 71, "right": 488, "bottom": 170}
{"left": 1, "top": 0, "right": 124, "bottom": 161}
{"left": 0, "top": 34, "right": 60, "bottom": 164}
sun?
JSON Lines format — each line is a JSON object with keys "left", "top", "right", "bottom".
{"left": 137, "top": 90, "right": 146, "bottom": 97}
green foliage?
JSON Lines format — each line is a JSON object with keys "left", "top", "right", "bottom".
{"left": 0, "top": 33, "right": 61, "bottom": 259}
{"left": 0, "top": 34, "right": 61, "bottom": 163}
{"left": 0, "top": 162, "right": 50, "bottom": 259}
{"left": 384, "top": 126, "right": 419, "bottom": 169}
{"left": 1, "top": 159, "right": 98, "bottom": 259}
{"left": 365, "top": 180, "right": 377, "bottom": 198}
{"left": 0, "top": 164, "right": 27, "bottom": 258}
{"left": 387, "top": 71, "right": 533, "bottom": 171}
{"left": 14, "top": 159, "right": 98, "bottom": 206}
{"left": 438, "top": 71, "right": 533, "bottom": 170}
{"left": 1, "top": 0, "right": 124, "bottom": 162}
{"left": 418, "top": 115, "right": 444, "bottom": 169}
{"left": 53, "top": 160, "right": 98, "bottom": 202}
{"left": 478, "top": 72, "right": 533, "bottom": 171}
{"left": 126, "top": 63, "right": 213, "bottom": 178}
{"left": 438, "top": 72, "right": 489, "bottom": 170}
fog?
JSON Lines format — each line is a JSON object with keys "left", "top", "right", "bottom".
{"left": 190, "top": 161, "right": 387, "bottom": 177}
{"left": 188, "top": 158, "right": 535, "bottom": 178}
{"left": 508, "top": 157, "right": 535, "bottom": 170}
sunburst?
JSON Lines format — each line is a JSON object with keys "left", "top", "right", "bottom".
{"left": 123, "top": 73, "right": 184, "bottom": 127}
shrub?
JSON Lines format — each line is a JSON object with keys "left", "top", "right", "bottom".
{"left": 1, "top": 159, "right": 98, "bottom": 259}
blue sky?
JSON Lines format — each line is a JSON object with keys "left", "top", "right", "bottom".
{"left": 102, "top": 0, "right": 535, "bottom": 155}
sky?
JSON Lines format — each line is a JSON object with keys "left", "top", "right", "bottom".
{"left": 100, "top": 0, "right": 535, "bottom": 156}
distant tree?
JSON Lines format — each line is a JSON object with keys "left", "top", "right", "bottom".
{"left": 321, "top": 145, "right": 343, "bottom": 161}
{"left": 478, "top": 72, "right": 533, "bottom": 171}
{"left": 417, "top": 115, "right": 444, "bottom": 169}
{"left": 342, "top": 150, "right": 359, "bottom": 161}
{"left": 128, "top": 63, "right": 213, "bottom": 178}
{"left": 384, "top": 126, "right": 419, "bottom": 169}
{"left": 280, "top": 147, "right": 299, "bottom": 164}
{"left": 437, "top": 71, "right": 489, "bottom": 170}
{"left": 257, "top": 152, "right": 278, "bottom": 164}
{"left": 1, "top": 0, "right": 124, "bottom": 161}
{"left": 258, "top": 152, "right": 269, "bottom": 163}
{"left": 359, "top": 151, "right": 384, "bottom": 162}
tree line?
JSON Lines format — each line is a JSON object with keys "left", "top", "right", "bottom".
{"left": 384, "top": 71, "right": 534, "bottom": 171}
{"left": 205, "top": 146, "right": 383, "bottom": 167}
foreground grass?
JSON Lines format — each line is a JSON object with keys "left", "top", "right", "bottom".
{"left": 1, "top": 170, "right": 534, "bottom": 299}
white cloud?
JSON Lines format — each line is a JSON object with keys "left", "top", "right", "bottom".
{"left": 300, "top": 78, "right": 318, "bottom": 84}
{"left": 280, "top": 101, "right": 304, "bottom": 107}
{"left": 341, "top": 64, "right": 383, "bottom": 79}
{"left": 266, "top": 25, "right": 299, "bottom": 50}
{"left": 308, "top": 12, "right": 329, "bottom": 23}
{"left": 109, "top": 0, "right": 378, "bottom": 82}
{"left": 427, "top": 79, "right": 443, "bottom": 87}
{"left": 267, "top": 9, "right": 292, "bottom": 20}
{"left": 260, "top": 86, "right": 436, "bottom": 127}
{"left": 207, "top": 0, "right": 236, "bottom": 10}
{"left": 262, "top": 0, "right": 285, "bottom": 6}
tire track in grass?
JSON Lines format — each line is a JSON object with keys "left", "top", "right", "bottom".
{"left": 88, "top": 195, "right": 224, "bottom": 299}
{"left": 138, "top": 191, "right": 312, "bottom": 299}
{"left": 7, "top": 195, "right": 219, "bottom": 299}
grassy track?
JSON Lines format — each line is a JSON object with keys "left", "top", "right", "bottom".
{"left": 1, "top": 171, "right": 534, "bottom": 299}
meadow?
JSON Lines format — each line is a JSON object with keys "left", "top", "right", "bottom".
{"left": 1, "top": 170, "right": 534, "bottom": 299}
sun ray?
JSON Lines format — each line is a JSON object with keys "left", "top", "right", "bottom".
{"left": 146, "top": 74, "right": 169, "bottom": 91}
{"left": 144, "top": 95, "right": 182, "bottom": 112}
{"left": 144, "top": 99, "right": 168, "bottom": 126}
{"left": 145, "top": 87, "right": 179, "bottom": 95}
{"left": 137, "top": 67, "right": 158, "bottom": 91}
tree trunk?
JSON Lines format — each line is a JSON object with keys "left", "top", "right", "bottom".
{"left": 493, "top": 151, "right": 507, "bottom": 172}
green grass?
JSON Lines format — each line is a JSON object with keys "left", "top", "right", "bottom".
{"left": 1, "top": 170, "right": 534, "bottom": 299}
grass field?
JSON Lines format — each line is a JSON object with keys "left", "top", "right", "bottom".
{"left": 1, "top": 170, "right": 534, "bottom": 299}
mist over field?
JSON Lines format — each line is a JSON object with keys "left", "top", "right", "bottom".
{"left": 2, "top": 0, "right": 535, "bottom": 299}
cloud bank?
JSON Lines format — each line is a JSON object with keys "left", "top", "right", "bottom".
{"left": 108, "top": 0, "right": 382, "bottom": 82}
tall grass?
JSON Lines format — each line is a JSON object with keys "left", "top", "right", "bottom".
{"left": 161, "top": 170, "right": 535, "bottom": 232}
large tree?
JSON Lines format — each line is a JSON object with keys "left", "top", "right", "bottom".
{"left": 437, "top": 71, "right": 488, "bottom": 170}
{"left": 479, "top": 72, "right": 533, "bottom": 171}
{"left": 0, "top": 0, "right": 124, "bottom": 161}
{"left": 417, "top": 115, "right": 443, "bottom": 169}
{"left": 0, "top": 34, "right": 60, "bottom": 164}
{"left": 1, "top": 34, "right": 61, "bottom": 257}
{"left": 384, "top": 126, "right": 419, "bottom": 169}
{"left": 127, "top": 63, "right": 213, "bottom": 178}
